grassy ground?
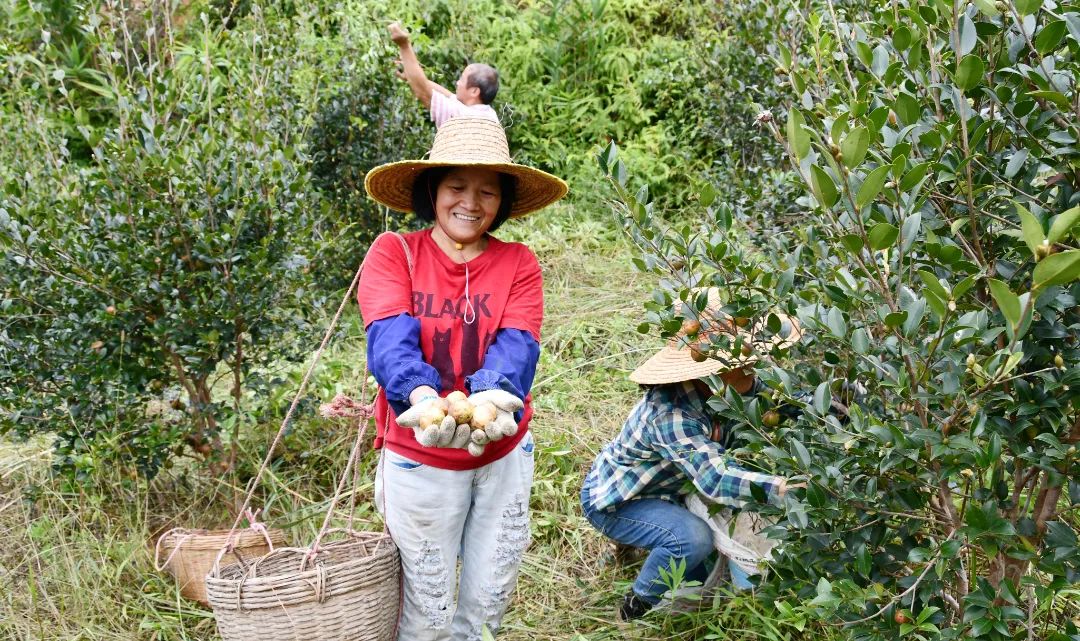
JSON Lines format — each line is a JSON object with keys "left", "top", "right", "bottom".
{"left": 0, "top": 203, "right": 818, "bottom": 640}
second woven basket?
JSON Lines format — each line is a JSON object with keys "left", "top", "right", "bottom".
{"left": 156, "top": 527, "right": 287, "bottom": 606}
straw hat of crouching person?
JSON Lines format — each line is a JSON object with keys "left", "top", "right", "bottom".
{"left": 628, "top": 289, "right": 802, "bottom": 386}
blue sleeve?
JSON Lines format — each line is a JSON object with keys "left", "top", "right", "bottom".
{"left": 367, "top": 313, "right": 441, "bottom": 415}
{"left": 465, "top": 328, "right": 540, "bottom": 406}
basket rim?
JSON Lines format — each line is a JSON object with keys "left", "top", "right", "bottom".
{"left": 205, "top": 532, "right": 396, "bottom": 584}
{"left": 155, "top": 527, "right": 288, "bottom": 550}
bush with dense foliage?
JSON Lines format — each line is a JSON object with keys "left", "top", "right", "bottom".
{"left": 605, "top": 0, "right": 1080, "bottom": 638}
{"left": 0, "top": 3, "right": 334, "bottom": 479}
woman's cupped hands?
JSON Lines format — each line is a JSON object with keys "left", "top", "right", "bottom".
{"left": 395, "top": 389, "right": 523, "bottom": 456}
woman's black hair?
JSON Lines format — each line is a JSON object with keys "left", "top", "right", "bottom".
{"left": 410, "top": 167, "right": 518, "bottom": 233}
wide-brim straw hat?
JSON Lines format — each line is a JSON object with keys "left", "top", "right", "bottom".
{"left": 629, "top": 289, "right": 802, "bottom": 385}
{"left": 364, "top": 116, "right": 568, "bottom": 217}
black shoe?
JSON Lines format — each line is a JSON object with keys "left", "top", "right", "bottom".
{"left": 617, "top": 590, "right": 653, "bottom": 622}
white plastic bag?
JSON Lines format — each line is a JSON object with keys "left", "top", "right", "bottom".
{"left": 684, "top": 494, "right": 777, "bottom": 577}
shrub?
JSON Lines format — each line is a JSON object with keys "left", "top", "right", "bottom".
{"left": 0, "top": 4, "right": 324, "bottom": 480}
{"left": 602, "top": 0, "right": 1080, "bottom": 637}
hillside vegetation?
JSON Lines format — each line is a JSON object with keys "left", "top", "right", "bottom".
{"left": 3, "top": 0, "right": 1079, "bottom": 639}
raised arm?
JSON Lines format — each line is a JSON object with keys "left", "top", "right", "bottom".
{"left": 388, "top": 22, "right": 449, "bottom": 109}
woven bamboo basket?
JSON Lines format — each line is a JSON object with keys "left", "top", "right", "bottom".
{"left": 205, "top": 531, "right": 400, "bottom": 641}
{"left": 156, "top": 528, "right": 288, "bottom": 606}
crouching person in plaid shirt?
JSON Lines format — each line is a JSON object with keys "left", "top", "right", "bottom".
{"left": 580, "top": 290, "right": 804, "bottom": 623}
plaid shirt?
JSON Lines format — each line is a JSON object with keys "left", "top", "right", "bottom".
{"left": 582, "top": 381, "right": 782, "bottom": 512}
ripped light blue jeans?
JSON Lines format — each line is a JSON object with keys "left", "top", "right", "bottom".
{"left": 375, "top": 431, "right": 535, "bottom": 641}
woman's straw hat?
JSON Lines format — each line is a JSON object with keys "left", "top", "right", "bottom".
{"left": 364, "top": 117, "right": 568, "bottom": 217}
{"left": 629, "top": 289, "right": 802, "bottom": 385}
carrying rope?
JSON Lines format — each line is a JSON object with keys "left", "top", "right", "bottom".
{"left": 153, "top": 529, "right": 194, "bottom": 572}
{"left": 211, "top": 230, "right": 412, "bottom": 575}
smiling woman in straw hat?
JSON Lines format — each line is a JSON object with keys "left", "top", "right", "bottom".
{"left": 579, "top": 289, "right": 807, "bottom": 622}
{"left": 357, "top": 116, "right": 566, "bottom": 640}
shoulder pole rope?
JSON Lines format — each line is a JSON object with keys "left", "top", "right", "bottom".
{"left": 210, "top": 229, "right": 411, "bottom": 572}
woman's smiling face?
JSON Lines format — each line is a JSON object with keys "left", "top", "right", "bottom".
{"left": 432, "top": 167, "right": 503, "bottom": 247}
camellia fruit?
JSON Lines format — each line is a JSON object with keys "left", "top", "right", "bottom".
{"left": 419, "top": 407, "right": 447, "bottom": 429}
{"left": 690, "top": 342, "right": 709, "bottom": 363}
{"left": 446, "top": 390, "right": 468, "bottom": 404}
{"left": 894, "top": 610, "right": 909, "bottom": 625}
{"left": 449, "top": 400, "right": 474, "bottom": 425}
{"left": 681, "top": 319, "right": 702, "bottom": 336}
{"left": 470, "top": 402, "right": 498, "bottom": 429}
{"left": 762, "top": 410, "right": 781, "bottom": 428}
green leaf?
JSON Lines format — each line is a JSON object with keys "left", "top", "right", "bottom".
{"left": 827, "top": 307, "right": 847, "bottom": 338}
{"left": 841, "top": 234, "right": 864, "bottom": 255}
{"left": 840, "top": 127, "right": 869, "bottom": 169}
{"left": 1015, "top": 0, "right": 1043, "bottom": 16}
{"left": 1033, "top": 250, "right": 1080, "bottom": 291}
{"left": 924, "top": 288, "right": 947, "bottom": 320}
{"left": 1048, "top": 206, "right": 1080, "bottom": 244}
{"left": 855, "top": 544, "right": 871, "bottom": 577}
{"left": 892, "top": 25, "right": 913, "bottom": 50}
{"left": 1029, "top": 90, "right": 1071, "bottom": 110}
{"left": 699, "top": 182, "right": 716, "bottom": 207}
{"left": 1035, "top": 20, "right": 1067, "bottom": 53}
{"left": 965, "top": 503, "right": 1016, "bottom": 538}
{"left": 918, "top": 270, "right": 950, "bottom": 301}
{"left": 900, "top": 212, "right": 922, "bottom": 253}
{"left": 869, "top": 222, "right": 900, "bottom": 250}
{"left": 810, "top": 165, "right": 839, "bottom": 208}
{"left": 791, "top": 439, "right": 812, "bottom": 469}
{"left": 988, "top": 278, "right": 1021, "bottom": 328}
{"left": 958, "top": 13, "right": 978, "bottom": 56}
{"left": 893, "top": 93, "right": 920, "bottom": 126}
{"left": 973, "top": 0, "right": 1000, "bottom": 17}
{"left": 871, "top": 45, "right": 889, "bottom": 76}
{"left": 856, "top": 166, "right": 892, "bottom": 209}
{"left": 852, "top": 328, "right": 870, "bottom": 354}
{"left": 954, "top": 55, "right": 985, "bottom": 92}
{"left": 884, "top": 311, "right": 908, "bottom": 328}
{"left": 954, "top": 275, "right": 977, "bottom": 299}
{"left": 899, "top": 162, "right": 929, "bottom": 191}
{"left": 787, "top": 108, "right": 811, "bottom": 159}
{"left": 1005, "top": 149, "right": 1029, "bottom": 179}
{"left": 813, "top": 382, "right": 831, "bottom": 415}
{"left": 1016, "top": 203, "right": 1045, "bottom": 256}
{"left": 903, "top": 299, "right": 926, "bottom": 336}
{"left": 598, "top": 140, "right": 617, "bottom": 173}
{"left": 809, "top": 577, "right": 835, "bottom": 607}
{"left": 998, "top": 351, "right": 1024, "bottom": 378}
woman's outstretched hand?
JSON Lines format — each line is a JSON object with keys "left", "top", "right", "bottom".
{"left": 467, "top": 389, "right": 523, "bottom": 444}
{"left": 395, "top": 397, "right": 459, "bottom": 448}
